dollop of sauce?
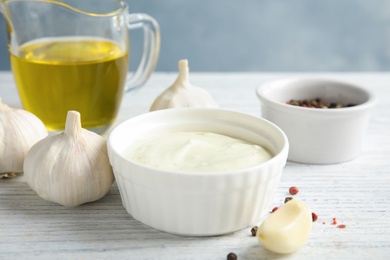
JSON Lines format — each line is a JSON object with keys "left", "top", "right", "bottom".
{"left": 126, "top": 132, "right": 273, "bottom": 172}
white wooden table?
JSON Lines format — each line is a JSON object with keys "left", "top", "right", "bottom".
{"left": 1, "top": 72, "right": 389, "bottom": 259}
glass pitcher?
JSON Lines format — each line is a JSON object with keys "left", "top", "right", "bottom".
{"left": 0, "top": 0, "right": 160, "bottom": 133}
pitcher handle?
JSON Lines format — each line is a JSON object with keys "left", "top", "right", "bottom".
{"left": 125, "top": 13, "right": 160, "bottom": 92}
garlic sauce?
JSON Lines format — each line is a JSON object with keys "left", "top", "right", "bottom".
{"left": 126, "top": 132, "right": 273, "bottom": 173}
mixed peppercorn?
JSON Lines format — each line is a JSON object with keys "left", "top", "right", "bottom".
{"left": 227, "top": 252, "right": 237, "bottom": 260}
{"left": 286, "top": 98, "right": 356, "bottom": 109}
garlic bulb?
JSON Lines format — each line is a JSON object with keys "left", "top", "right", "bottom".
{"left": 24, "top": 111, "right": 114, "bottom": 207}
{"left": 0, "top": 97, "right": 47, "bottom": 174}
{"left": 150, "top": 59, "right": 218, "bottom": 111}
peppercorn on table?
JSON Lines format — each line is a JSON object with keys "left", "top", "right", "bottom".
{"left": 1, "top": 72, "right": 389, "bottom": 259}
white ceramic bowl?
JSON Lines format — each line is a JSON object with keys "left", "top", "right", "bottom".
{"left": 107, "top": 108, "right": 288, "bottom": 236}
{"left": 256, "top": 78, "right": 376, "bottom": 164}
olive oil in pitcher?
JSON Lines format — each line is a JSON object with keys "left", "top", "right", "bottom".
{"left": 10, "top": 36, "right": 129, "bottom": 132}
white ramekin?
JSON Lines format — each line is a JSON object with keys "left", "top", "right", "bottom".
{"left": 256, "top": 78, "right": 376, "bottom": 164}
{"left": 107, "top": 108, "right": 288, "bottom": 236}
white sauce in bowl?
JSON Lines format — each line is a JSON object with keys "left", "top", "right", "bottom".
{"left": 126, "top": 132, "right": 273, "bottom": 172}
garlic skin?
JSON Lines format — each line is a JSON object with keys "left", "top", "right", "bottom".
{"left": 150, "top": 59, "right": 218, "bottom": 111}
{"left": 24, "top": 111, "right": 114, "bottom": 207}
{"left": 0, "top": 97, "right": 48, "bottom": 173}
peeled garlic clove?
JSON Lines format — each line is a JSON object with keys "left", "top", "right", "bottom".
{"left": 150, "top": 59, "right": 218, "bottom": 111}
{"left": 257, "top": 199, "right": 312, "bottom": 254}
{"left": 24, "top": 111, "right": 114, "bottom": 207}
{"left": 0, "top": 97, "right": 48, "bottom": 173}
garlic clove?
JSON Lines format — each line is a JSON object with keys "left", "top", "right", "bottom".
{"left": 150, "top": 59, "right": 218, "bottom": 111}
{"left": 24, "top": 110, "right": 114, "bottom": 207}
{"left": 0, "top": 97, "right": 48, "bottom": 174}
{"left": 257, "top": 199, "right": 312, "bottom": 254}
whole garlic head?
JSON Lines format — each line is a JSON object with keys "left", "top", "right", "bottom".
{"left": 150, "top": 59, "right": 218, "bottom": 111}
{"left": 0, "top": 97, "right": 48, "bottom": 174}
{"left": 24, "top": 111, "right": 114, "bottom": 207}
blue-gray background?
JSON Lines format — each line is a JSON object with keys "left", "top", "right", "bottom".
{"left": 1, "top": 0, "right": 390, "bottom": 72}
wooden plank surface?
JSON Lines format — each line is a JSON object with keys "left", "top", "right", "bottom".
{"left": 1, "top": 72, "right": 389, "bottom": 259}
